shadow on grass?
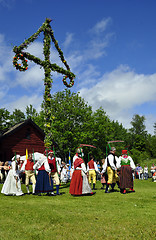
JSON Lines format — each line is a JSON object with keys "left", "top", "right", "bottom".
{"left": 58, "top": 182, "right": 71, "bottom": 189}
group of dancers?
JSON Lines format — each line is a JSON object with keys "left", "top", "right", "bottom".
{"left": 1, "top": 146, "right": 136, "bottom": 196}
{"left": 70, "top": 147, "right": 136, "bottom": 196}
{"left": 1, "top": 150, "right": 60, "bottom": 196}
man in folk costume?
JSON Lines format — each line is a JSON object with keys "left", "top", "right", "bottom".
{"left": 48, "top": 150, "right": 61, "bottom": 195}
{"left": 33, "top": 151, "right": 53, "bottom": 196}
{"left": 102, "top": 147, "right": 120, "bottom": 193}
{"left": 118, "top": 150, "right": 135, "bottom": 194}
{"left": 87, "top": 155, "right": 100, "bottom": 190}
{"left": 69, "top": 149, "right": 95, "bottom": 196}
{"left": 21, "top": 153, "right": 36, "bottom": 194}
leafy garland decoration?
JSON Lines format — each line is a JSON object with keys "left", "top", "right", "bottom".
{"left": 12, "top": 18, "right": 76, "bottom": 148}
{"left": 13, "top": 53, "right": 28, "bottom": 71}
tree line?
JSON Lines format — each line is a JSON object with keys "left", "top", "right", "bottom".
{"left": 0, "top": 89, "right": 156, "bottom": 163}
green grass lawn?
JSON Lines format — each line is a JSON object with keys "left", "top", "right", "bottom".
{"left": 0, "top": 179, "right": 155, "bottom": 240}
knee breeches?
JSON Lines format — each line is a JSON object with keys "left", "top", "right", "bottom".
{"left": 89, "top": 170, "right": 96, "bottom": 184}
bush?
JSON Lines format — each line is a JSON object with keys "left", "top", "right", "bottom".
{"left": 130, "top": 149, "right": 150, "bottom": 164}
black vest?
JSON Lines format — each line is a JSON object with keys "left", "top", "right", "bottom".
{"left": 107, "top": 153, "right": 116, "bottom": 167}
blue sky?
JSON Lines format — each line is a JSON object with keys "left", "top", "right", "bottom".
{"left": 0, "top": 0, "right": 156, "bottom": 134}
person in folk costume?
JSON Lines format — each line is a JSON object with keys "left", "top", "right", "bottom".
{"left": 87, "top": 155, "right": 100, "bottom": 190}
{"left": 100, "top": 159, "right": 108, "bottom": 189}
{"left": 21, "top": 153, "right": 36, "bottom": 194}
{"left": 0, "top": 162, "right": 4, "bottom": 183}
{"left": 118, "top": 150, "right": 135, "bottom": 194}
{"left": 101, "top": 147, "right": 120, "bottom": 193}
{"left": 1, "top": 155, "right": 24, "bottom": 196}
{"left": 48, "top": 150, "right": 61, "bottom": 195}
{"left": 69, "top": 148, "right": 95, "bottom": 196}
{"left": 60, "top": 164, "right": 69, "bottom": 183}
{"left": 73, "top": 147, "right": 84, "bottom": 164}
{"left": 18, "top": 159, "right": 25, "bottom": 184}
{"left": 3, "top": 161, "right": 11, "bottom": 182}
{"left": 33, "top": 151, "right": 53, "bottom": 196}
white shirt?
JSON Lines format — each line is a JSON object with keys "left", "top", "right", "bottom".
{"left": 33, "top": 156, "right": 51, "bottom": 173}
{"left": 101, "top": 154, "right": 119, "bottom": 173}
{"left": 12, "top": 161, "right": 20, "bottom": 177}
{"left": 118, "top": 155, "right": 135, "bottom": 170}
{"left": 144, "top": 167, "right": 148, "bottom": 173}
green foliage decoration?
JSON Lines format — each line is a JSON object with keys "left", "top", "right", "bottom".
{"left": 13, "top": 53, "right": 28, "bottom": 71}
{"left": 12, "top": 18, "right": 75, "bottom": 148}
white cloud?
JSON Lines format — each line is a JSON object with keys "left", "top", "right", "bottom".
{"left": 89, "top": 17, "right": 112, "bottom": 35}
{"left": 4, "top": 94, "right": 42, "bottom": 113}
{"left": 26, "top": 42, "right": 44, "bottom": 60}
{"left": 0, "top": 34, "right": 12, "bottom": 65}
{"left": 0, "top": 85, "right": 9, "bottom": 101}
{"left": 145, "top": 114, "right": 156, "bottom": 134}
{"left": 63, "top": 32, "right": 74, "bottom": 49}
{"left": 0, "top": 0, "right": 15, "bottom": 8}
{"left": 79, "top": 65, "right": 156, "bottom": 134}
{"left": 16, "top": 65, "right": 44, "bottom": 89}
{"left": 67, "top": 52, "right": 84, "bottom": 70}
{"left": 75, "top": 18, "right": 114, "bottom": 61}
{"left": 84, "top": 32, "right": 114, "bottom": 60}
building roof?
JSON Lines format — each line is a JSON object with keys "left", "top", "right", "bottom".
{"left": 0, "top": 118, "right": 45, "bottom": 141}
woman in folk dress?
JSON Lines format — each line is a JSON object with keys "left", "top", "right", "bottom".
{"left": 118, "top": 150, "right": 135, "bottom": 194}
{"left": 1, "top": 155, "right": 24, "bottom": 196}
{"left": 69, "top": 149, "right": 94, "bottom": 196}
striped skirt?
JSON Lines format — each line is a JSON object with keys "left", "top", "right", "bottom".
{"left": 120, "top": 165, "right": 133, "bottom": 189}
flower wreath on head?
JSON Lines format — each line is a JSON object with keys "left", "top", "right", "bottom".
{"left": 13, "top": 53, "right": 28, "bottom": 71}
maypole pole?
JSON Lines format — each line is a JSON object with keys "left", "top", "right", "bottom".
{"left": 12, "top": 18, "right": 75, "bottom": 150}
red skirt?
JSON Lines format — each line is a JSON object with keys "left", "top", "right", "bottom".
{"left": 69, "top": 170, "right": 83, "bottom": 195}
{"left": 120, "top": 165, "right": 133, "bottom": 189}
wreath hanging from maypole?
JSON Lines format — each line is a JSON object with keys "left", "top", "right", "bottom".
{"left": 12, "top": 18, "right": 76, "bottom": 148}
{"left": 13, "top": 53, "right": 28, "bottom": 71}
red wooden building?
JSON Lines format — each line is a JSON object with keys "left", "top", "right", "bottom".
{"left": 0, "top": 119, "right": 45, "bottom": 162}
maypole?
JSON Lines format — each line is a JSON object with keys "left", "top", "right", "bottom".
{"left": 12, "top": 18, "right": 75, "bottom": 150}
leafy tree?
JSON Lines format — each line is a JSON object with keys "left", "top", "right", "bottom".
{"left": 1, "top": 96, "right": 155, "bottom": 162}
{"left": 0, "top": 108, "right": 11, "bottom": 132}
{"left": 109, "top": 120, "right": 130, "bottom": 155}
{"left": 26, "top": 104, "right": 38, "bottom": 120}
{"left": 129, "top": 114, "right": 147, "bottom": 136}
{"left": 91, "top": 107, "right": 113, "bottom": 159}
{"left": 10, "top": 109, "right": 25, "bottom": 125}
{"left": 147, "top": 134, "right": 156, "bottom": 158}
{"left": 129, "top": 114, "right": 148, "bottom": 158}
{"left": 42, "top": 89, "right": 94, "bottom": 160}
{"left": 153, "top": 122, "right": 156, "bottom": 136}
